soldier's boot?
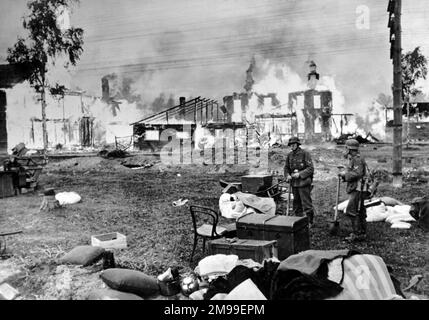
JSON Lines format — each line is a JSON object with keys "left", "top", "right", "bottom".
{"left": 346, "top": 216, "right": 365, "bottom": 242}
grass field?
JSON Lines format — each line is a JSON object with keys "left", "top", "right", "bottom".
{"left": 0, "top": 144, "right": 427, "bottom": 299}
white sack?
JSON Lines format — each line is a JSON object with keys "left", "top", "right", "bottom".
{"left": 366, "top": 203, "right": 389, "bottom": 222}
{"left": 393, "top": 205, "right": 412, "bottom": 215}
{"left": 385, "top": 213, "right": 416, "bottom": 224}
{"left": 55, "top": 192, "right": 81, "bottom": 205}
{"left": 391, "top": 222, "right": 411, "bottom": 229}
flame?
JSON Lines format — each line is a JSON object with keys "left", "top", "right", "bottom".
{"left": 230, "top": 57, "right": 390, "bottom": 141}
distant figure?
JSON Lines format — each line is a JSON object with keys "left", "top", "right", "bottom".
{"left": 284, "top": 137, "right": 315, "bottom": 225}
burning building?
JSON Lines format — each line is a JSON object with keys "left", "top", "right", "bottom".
{"left": 0, "top": 64, "right": 140, "bottom": 154}
{"left": 221, "top": 60, "right": 334, "bottom": 144}
{"left": 288, "top": 89, "right": 333, "bottom": 142}
{"left": 287, "top": 62, "right": 333, "bottom": 142}
{"left": 130, "top": 59, "right": 340, "bottom": 153}
{"left": 131, "top": 97, "right": 225, "bottom": 152}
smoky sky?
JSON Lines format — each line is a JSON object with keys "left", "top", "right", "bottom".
{"left": 1, "top": 0, "right": 428, "bottom": 113}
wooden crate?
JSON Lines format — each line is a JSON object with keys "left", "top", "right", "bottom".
{"left": 241, "top": 175, "right": 273, "bottom": 194}
{"left": 91, "top": 232, "right": 127, "bottom": 249}
{"left": 236, "top": 213, "right": 309, "bottom": 260}
{"left": 208, "top": 238, "right": 278, "bottom": 263}
{"left": 0, "top": 172, "right": 15, "bottom": 199}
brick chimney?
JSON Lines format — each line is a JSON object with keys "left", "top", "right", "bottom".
{"left": 307, "top": 61, "right": 319, "bottom": 90}
{"left": 179, "top": 97, "right": 186, "bottom": 120}
{"left": 102, "top": 77, "right": 110, "bottom": 101}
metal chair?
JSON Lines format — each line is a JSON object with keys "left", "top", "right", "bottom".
{"left": 189, "top": 205, "right": 236, "bottom": 264}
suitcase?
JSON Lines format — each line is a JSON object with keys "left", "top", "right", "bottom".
{"left": 208, "top": 238, "right": 278, "bottom": 263}
{"left": 236, "top": 213, "right": 309, "bottom": 260}
{"left": 241, "top": 175, "right": 273, "bottom": 194}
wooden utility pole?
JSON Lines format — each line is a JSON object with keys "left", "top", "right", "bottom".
{"left": 390, "top": 0, "right": 403, "bottom": 187}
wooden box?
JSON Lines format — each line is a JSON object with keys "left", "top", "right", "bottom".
{"left": 236, "top": 213, "right": 309, "bottom": 260}
{"left": 241, "top": 175, "right": 273, "bottom": 194}
{"left": 0, "top": 172, "right": 15, "bottom": 199}
{"left": 91, "top": 232, "right": 127, "bottom": 249}
{"left": 208, "top": 238, "right": 278, "bottom": 263}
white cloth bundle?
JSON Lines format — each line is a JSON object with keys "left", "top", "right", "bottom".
{"left": 197, "top": 254, "right": 239, "bottom": 278}
{"left": 366, "top": 203, "right": 389, "bottom": 222}
{"left": 219, "top": 193, "right": 247, "bottom": 219}
{"left": 55, "top": 192, "right": 81, "bottom": 205}
{"left": 390, "top": 222, "right": 412, "bottom": 229}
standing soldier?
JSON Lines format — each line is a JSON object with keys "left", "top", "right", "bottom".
{"left": 284, "top": 137, "right": 315, "bottom": 225}
{"left": 338, "top": 139, "right": 369, "bottom": 242}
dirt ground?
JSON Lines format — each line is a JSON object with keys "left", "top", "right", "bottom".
{"left": 0, "top": 143, "right": 428, "bottom": 300}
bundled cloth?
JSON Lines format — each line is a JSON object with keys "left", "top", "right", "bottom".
{"left": 55, "top": 192, "right": 81, "bottom": 205}
{"left": 271, "top": 250, "right": 404, "bottom": 300}
{"left": 234, "top": 192, "right": 276, "bottom": 216}
{"left": 335, "top": 196, "right": 416, "bottom": 229}
{"left": 219, "top": 194, "right": 251, "bottom": 219}
{"left": 326, "top": 254, "right": 399, "bottom": 300}
{"left": 366, "top": 204, "right": 415, "bottom": 228}
{"left": 196, "top": 254, "right": 239, "bottom": 278}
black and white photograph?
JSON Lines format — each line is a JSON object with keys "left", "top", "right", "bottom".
{"left": 0, "top": 0, "right": 427, "bottom": 304}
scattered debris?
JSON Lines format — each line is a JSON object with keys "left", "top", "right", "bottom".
{"left": 334, "top": 132, "right": 380, "bottom": 145}
{"left": 403, "top": 275, "right": 424, "bottom": 292}
{"left": 172, "top": 199, "right": 189, "bottom": 207}
{"left": 98, "top": 149, "right": 129, "bottom": 159}
{"left": 0, "top": 260, "right": 25, "bottom": 283}
{"left": 11, "top": 143, "right": 28, "bottom": 157}
{"left": 121, "top": 159, "right": 155, "bottom": 169}
{"left": 0, "top": 283, "right": 20, "bottom": 300}
{"left": 91, "top": 232, "right": 127, "bottom": 250}
{"left": 39, "top": 189, "right": 61, "bottom": 212}
{"left": 157, "top": 267, "right": 181, "bottom": 296}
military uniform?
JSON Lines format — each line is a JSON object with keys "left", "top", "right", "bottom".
{"left": 343, "top": 152, "right": 369, "bottom": 237}
{"left": 284, "top": 147, "right": 315, "bottom": 224}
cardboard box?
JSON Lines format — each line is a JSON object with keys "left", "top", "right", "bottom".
{"left": 91, "top": 232, "right": 127, "bottom": 249}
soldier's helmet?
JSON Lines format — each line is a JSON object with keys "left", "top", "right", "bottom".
{"left": 345, "top": 139, "right": 359, "bottom": 150}
{"left": 288, "top": 137, "right": 301, "bottom": 146}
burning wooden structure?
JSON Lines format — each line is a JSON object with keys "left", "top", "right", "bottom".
{"left": 131, "top": 97, "right": 226, "bottom": 151}
{"left": 288, "top": 89, "right": 333, "bottom": 142}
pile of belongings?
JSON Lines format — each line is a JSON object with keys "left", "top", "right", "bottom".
{"left": 57, "top": 245, "right": 425, "bottom": 300}
{"left": 190, "top": 250, "right": 423, "bottom": 300}
{"left": 335, "top": 196, "right": 417, "bottom": 229}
